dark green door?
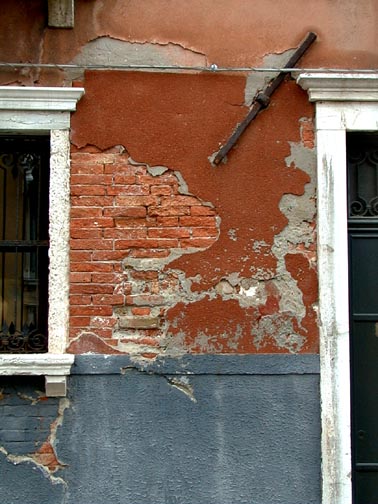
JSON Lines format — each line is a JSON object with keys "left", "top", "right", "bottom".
{"left": 348, "top": 133, "right": 378, "bottom": 503}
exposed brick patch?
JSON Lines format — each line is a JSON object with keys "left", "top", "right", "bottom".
{"left": 69, "top": 147, "right": 220, "bottom": 354}
{"left": 34, "top": 441, "right": 61, "bottom": 472}
{"left": 0, "top": 378, "right": 67, "bottom": 473}
{"left": 299, "top": 117, "right": 315, "bottom": 150}
{"left": 67, "top": 333, "right": 122, "bottom": 353}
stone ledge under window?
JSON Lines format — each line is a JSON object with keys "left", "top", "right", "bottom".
{"left": 0, "top": 354, "right": 74, "bottom": 396}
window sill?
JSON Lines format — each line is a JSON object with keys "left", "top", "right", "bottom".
{"left": 0, "top": 354, "right": 74, "bottom": 396}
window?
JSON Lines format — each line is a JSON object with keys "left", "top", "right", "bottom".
{"left": 297, "top": 72, "right": 378, "bottom": 504}
{"left": 0, "top": 86, "right": 84, "bottom": 395}
{"left": 0, "top": 136, "right": 49, "bottom": 353}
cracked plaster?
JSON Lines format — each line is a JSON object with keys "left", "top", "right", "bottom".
{"left": 0, "top": 380, "right": 71, "bottom": 498}
{"left": 64, "top": 36, "right": 208, "bottom": 83}
{"left": 101, "top": 130, "right": 316, "bottom": 356}
{"left": 244, "top": 50, "right": 296, "bottom": 107}
{"left": 163, "top": 118, "right": 317, "bottom": 354}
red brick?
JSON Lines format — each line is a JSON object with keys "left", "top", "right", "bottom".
{"left": 73, "top": 153, "right": 117, "bottom": 164}
{"left": 130, "top": 271, "right": 158, "bottom": 280}
{"left": 71, "top": 196, "right": 114, "bottom": 207}
{"left": 71, "top": 174, "right": 112, "bottom": 185}
{"left": 115, "top": 238, "right": 178, "bottom": 249}
{"left": 148, "top": 206, "right": 190, "bottom": 217}
{"left": 105, "top": 206, "right": 147, "bottom": 218}
{"left": 70, "top": 218, "right": 114, "bottom": 229}
{"left": 103, "top": 228, "right": 147, "bottom": 239}
{"left": 107, "top": 185, "right": 150, "bottom": 196}
{"left": 37, "top": 442, "right": 55, "bottom": 455}
{"left": 92, "top": 250, "right": 128, "bottom": 261}
{"left": 71, "top": 229, "right": 102, "bottom": 239}
{"left": 70, "top": 295, "right": 92, "bottom": 305}
{"left": 131, "top": 307, "right": 151, "bottom": 316}
{"left": 70, "top": 239, "right": 113, "bottom": 250}
{"left": 91, "top": 317, "right": 117, "bottom": 328}
{"left": 135, "top": 174, "right": 159, "bottom": 185}
{"left": 161, "top": 195, "right": 201, "bottom": 206}
{"left": 70, "top": 272, "right": 92, "bottom": 283}
{"left": 156, "top": 217, "right": 179, "bottom": 226}
{"left": 70, "top": 207, "right": 102, "bottom": 218}
{"left": 91, "top": 272, "right": 118, "bottom": 283}
{"left": 190, "top": 206, "right": 216, "bottom": 216}
{"left": 179, "top": 216, "right": 217, "bottom": 227}
{"left": 101, "top": 338, "right": 120, "bottom": 346}
{"left": 71, "top": 152, "right": 107, "bottom": 163}
{"left": 92, "top": 294, "right": 124, "bottom": 305}
{"left": 70, "top": 284, "right": 114, "bottom": 294}
{"left": 113, "top": 175, "right": 136, "bottom": 184}
{"left": 137, "top": 173, "right": 176, "bottom": 185}
{"left": 119, "top": 337, "right": 160, "bottom": 347}
{"left": 71, "top": 185, "right": 106, "bottom": 196}
{"left": 115, "top": 217, "right": 154, "bottom": 228}
{"left": 70, "top": 251, "right": 92, "bottom": 262}
{"left": 150, "top": 185, "right": 172, "bottom": 195}
{"left": 105, "top": 164, "right": 145, "bottom": 175}
{"left": 93, "top": 329, "right": 114, "bottom": 339}
{"left": 71, "top": 262, "right": 114, "bottom": 273}
{"left": 180, "top": 237, "right": 216, "bottom": 248}
{"left": 128, "top": 249, "right": 170, "bottom": 258}
{"left": 140, "top": 352, "right": 159, "bottom": 359}
{"left": 69, "top": 316, "right": 91, "bottom": 326}
{"left": 70, "top": 306, "right": 113, "bottom": 316}
{"left": 115, "top": 195, "right": 158, "bottom": 206}
{"left": 71, "top": 163, "right": 104, "bottom": 175}
{"left": 192, "top": 227, "right": 219, "bottom": 237}
{"left": 148, "top": 227, "right": 190, "bottom": 238}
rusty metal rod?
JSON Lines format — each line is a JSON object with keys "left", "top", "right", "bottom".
{"left": 212, "top": 31, "right": 317, "bottom": 165}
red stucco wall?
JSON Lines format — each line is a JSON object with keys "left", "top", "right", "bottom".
{"left": 1, "top": 0, "right": 374, "bottom": 356}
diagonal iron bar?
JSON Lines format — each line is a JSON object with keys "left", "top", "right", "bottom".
{"left": 212, "top": 31, "right": 317, "bottom": 165}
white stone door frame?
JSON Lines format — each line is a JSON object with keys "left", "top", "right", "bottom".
{"left": 298, "top": 73, "right": 378, "bottom": 504}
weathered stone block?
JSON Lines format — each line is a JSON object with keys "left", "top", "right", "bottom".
{"left": 118, "top": 316, "right": 160, "bottom": 329}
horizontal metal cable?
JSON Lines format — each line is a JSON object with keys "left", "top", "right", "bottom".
{"left": 0, "top": 61, "right": 378, "bottom": 73}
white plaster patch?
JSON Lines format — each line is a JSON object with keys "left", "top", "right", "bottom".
{"left": 65, "top": 36, "right": 208, "bottom": 82}
{"left": 227, "top": 228, "right": 237, "bottom": 241}
{"left": 239, "top": 285, "right": 257, "bottom": 297}
{"left": 244, "top": 50, "right": 296, "bottom": 106}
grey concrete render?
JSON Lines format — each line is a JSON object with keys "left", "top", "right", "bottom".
{"left": 0, "top": 355, "right": 321, "bottom": 504}
{"left": 72, "top": 353, "right": 320, "bottom": 375}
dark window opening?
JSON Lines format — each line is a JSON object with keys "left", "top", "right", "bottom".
{"left": 0, "top": 136, "right": 49, "bottom": 353}
{"left": 347, "top": 132, "right": 378, "bottom": 504}
{"left": 348, "top": 132, "right": 378, "bottom": 220}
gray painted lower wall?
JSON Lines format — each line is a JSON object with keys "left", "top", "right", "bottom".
{"left": 0, "top": 355, "right": 321, "bottom": 504}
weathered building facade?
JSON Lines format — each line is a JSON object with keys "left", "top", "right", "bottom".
{"left": 1, "top": 1, "right": 378, "bottom": 503}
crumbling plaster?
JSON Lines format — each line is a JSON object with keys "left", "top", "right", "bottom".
{"left": 2, "top": 0, "right": 378, "bottom": 87}
{"left": 68, "top": 70, "right": 317, "bottom": 355}
{"left": 0, "top": 379, "right": 70, "bottom": 495}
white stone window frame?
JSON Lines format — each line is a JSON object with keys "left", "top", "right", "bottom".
{"left": 298, "top": 72, "right": 378, "bottom": 504}
{"left": 0, "top": 86, "right": 84, "bottom": 396}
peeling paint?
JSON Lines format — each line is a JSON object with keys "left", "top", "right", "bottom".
{"left": 0, "top": 389, "right": 70, "bottom": 490}
{"left": 244, "top": 50, "right": 296, "bottom": 106}
{"left": 165, "top": 376, "right": 197, "bottom": 402}
{"left": 64, "top": 36, "right": 208, "bottom": 83}
{"left": 253, "top": 314, "right": 306, "bottom": 353}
